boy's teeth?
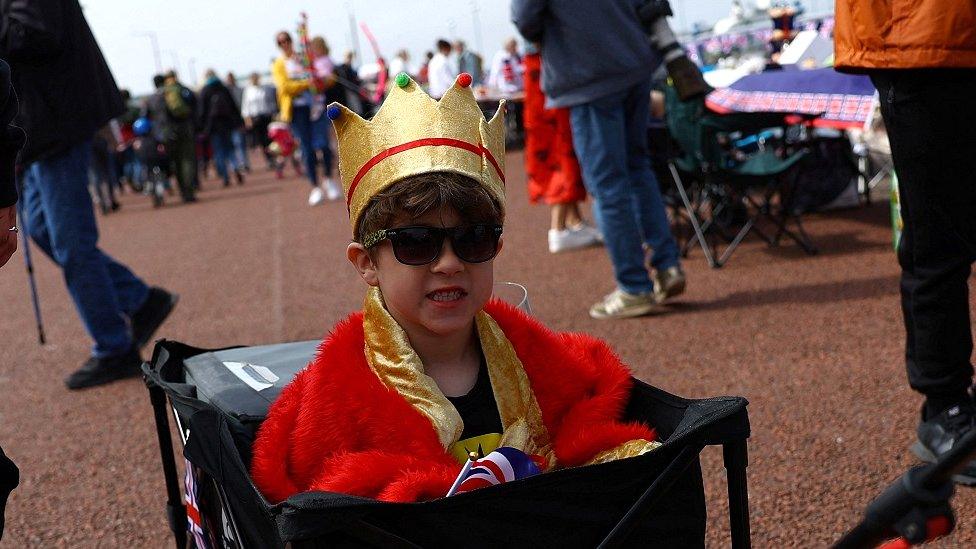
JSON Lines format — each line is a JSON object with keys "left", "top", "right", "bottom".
{"left": 430, "top": 290, "right": 463, "bottom": 301}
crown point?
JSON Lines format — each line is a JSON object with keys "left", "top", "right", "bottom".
{"left": 395, "top": 72, "right": 410, "bottom": 88}
{"left": 457, "top": 72, "right": 473, "bottom": 88}
{"left": 327, "top": 105, "right": 342, "bottom": 120}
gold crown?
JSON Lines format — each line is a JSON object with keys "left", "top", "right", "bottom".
{"left": 328, "top": 73, "right": 506, "bottom": 233}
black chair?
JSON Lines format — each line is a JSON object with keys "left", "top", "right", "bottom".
{"left": 144, "top": 339, "right": 752, "bottom": 548}
{"left": 664, "top": 83, "right": 817, "bottom": 268}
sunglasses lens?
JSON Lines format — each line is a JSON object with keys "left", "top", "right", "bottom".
{"left": 391, "top": 227, "right": 441, "bottom": 265}
{"left": 453, "top": 224, "right": 500, "bottom": 263}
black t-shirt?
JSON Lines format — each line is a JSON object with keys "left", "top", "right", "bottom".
{"left": 446, "top": 355, "right": 503, "bottom": 443}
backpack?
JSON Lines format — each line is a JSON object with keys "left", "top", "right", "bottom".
{"left": 164, "top": 84, "right": 194, "bottom": 121}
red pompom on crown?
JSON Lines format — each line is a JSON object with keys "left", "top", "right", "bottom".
{"left": 456, "top": 72, "right": 473, "bottom": 88}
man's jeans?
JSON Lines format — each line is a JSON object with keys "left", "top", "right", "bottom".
{"left": 22, "top": 139, "right": 149, "bottom": 357}
{"left": 291, "top": 104, "right": 334, "bottom": 187}
{"left": 210, "top": 130, "right": 241, "bottom": 182}
{"left": 871, "top": 69, "right": 976, "bottom": 403}
{"left": 570, "top": 79, "right": 680, "bottom": 294}
{"left": 231, "top": 128, "right": 250, "bottom": 171}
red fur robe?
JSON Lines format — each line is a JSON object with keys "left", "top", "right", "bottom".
{"left": 251, "top": 300, "right": 655, "bottom": 504}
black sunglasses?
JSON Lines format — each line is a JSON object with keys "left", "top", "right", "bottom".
{"left": 363, "top": 224, "right": 503, "bottom": 266}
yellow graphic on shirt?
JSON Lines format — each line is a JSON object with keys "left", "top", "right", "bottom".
{"left": 450, "top": 433, "right": 502, "bottom": 463}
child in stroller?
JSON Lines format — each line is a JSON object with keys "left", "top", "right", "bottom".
{"left": 250, "top": 74, "right": 661, "bottom": 505}
{"left": 266, "top": 121, "right": 304, "bottom": 180}
{"left": 131, "top": 117, "right": 171, "bottom": 208}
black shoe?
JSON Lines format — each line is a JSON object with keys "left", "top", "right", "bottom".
{"left": 65, "top": 348, "right": 142, "bottom": 390}
{"left": 235, "top": 169, "right": 245, "bottom": 185}
{"left": 912, "top": 399, "right": 976, "bottom": 485}
{"left": 130, "top": 287, "right": 179, "bottom": 349}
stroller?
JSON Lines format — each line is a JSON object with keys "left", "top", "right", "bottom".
{"left": 143, "top": 333, "right": 752, "bottom": 548}
{"left": 131, "top": 117, "right": 170, "bottom": 208}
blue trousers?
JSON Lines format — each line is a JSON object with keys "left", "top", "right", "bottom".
{"left": 210, "top": 131, "right": 240, "bottom": 182}
{"left": 22, "top": 139, "right": 149, "bottom": 357}
{"left": 290, "top": 104, "right": 334, "bottom": 187}
{"left": 570, "top": 80, "right": 680, "bottom": 294}
{"left": 231, "top": 129, "right": 250, "bottom": 170}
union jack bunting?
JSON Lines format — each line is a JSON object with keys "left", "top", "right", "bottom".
{"left": 184, "top": 458, "right": 212, "bottom": 549}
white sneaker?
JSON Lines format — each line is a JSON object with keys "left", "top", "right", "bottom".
{"left": 308, "top": 186, "right": 324, "bottom": 206}
{"left": 323, "top": 177, "right": 342, "bottom": 201}
{"left": 572, "top": 220, "right": 603, "bottom": 243}
{"left": 548, "top": 227, "right": 600, "bottom": 253}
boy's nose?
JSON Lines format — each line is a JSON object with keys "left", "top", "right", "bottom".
{"left": 431, "top": 239, "right": 464, "bottom": 275}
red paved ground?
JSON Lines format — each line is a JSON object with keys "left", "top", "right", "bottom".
{"left": 1, "top": 153, "right": 973, "bottom": 547}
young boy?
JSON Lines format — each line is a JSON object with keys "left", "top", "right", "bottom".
{"left": 251, "top": 73, "right": 659, "bottom": 504}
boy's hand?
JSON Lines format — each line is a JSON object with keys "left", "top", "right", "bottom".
{"left": 0, "top": 205, "right": 17, "bottom": 269}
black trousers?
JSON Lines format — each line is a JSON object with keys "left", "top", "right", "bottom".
{"left": 871, "top": 69, "right": 976, "bottom": 403}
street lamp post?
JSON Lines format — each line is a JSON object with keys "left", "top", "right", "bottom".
{"left": 165, "top": 49, "right": 182, "bottom": 77}
{"left": 134, "top": 31, "right": 163, "bottom": 74}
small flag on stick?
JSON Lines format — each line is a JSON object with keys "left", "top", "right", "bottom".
{"left": 447, "top": 447, "right": 542, "bottom": 496}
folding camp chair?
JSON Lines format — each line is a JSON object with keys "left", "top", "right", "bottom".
{"left": 143, "top": 338, "right": 752, "bottom": 548}
{"left": 664, "top": 83, "right": 817, "bottom": 268}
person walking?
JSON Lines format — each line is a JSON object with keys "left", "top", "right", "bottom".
{"left": 522, "top": 43, "right": 600, "bottom": 254}
{"left": 225, "top": 72, "right": 251, "bottom": 173}
{"left": 145, "top": 71, "right": 199, "bottom": 201}
{"left": 272, "top": 30, "right": 335, "bottom": 205}
{"left": 455, "top": 40, "right": 483, "bottom": 85}
{"left": 512, "top": 0, "right": 685, "bottom": 319}
{"left": 241, "top": 72, "right": 278, "bottom": 171}
{"left": 199, "top": 69, "right": 246, "bottom": 187}
{"left": 426, "top": 39, "right": 455, "bottom": 99}
{"left": 835, "top": 0, "right": 976, "bottom": 480}
{"left": 2, "top": 0, "right": 178, "bottom": 389}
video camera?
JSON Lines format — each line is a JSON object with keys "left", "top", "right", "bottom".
{"left": 638, "top": 0, "right": 709, "bottom": 100}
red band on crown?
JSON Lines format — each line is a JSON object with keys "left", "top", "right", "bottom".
{"left": 347, "top": 137, "right": 505, "bottom": 209}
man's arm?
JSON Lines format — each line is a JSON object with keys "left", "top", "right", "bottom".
{"left": 510, "top": 0, "right": 548, "bottom": 43}
{"left": 0, "top": 0, "right": 64, "bottom": 62}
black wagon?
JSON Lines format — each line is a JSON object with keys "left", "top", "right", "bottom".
{"left": 143, "top": 338, "right": 751, "bottom": 548}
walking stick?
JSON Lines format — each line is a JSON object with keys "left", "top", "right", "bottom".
{"left": 15, "top": 175, "right": 45, "bottom": 345}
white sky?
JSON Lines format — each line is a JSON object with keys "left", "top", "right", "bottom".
{"left": 81, "top": 0, "right": 835, "bottom": 95}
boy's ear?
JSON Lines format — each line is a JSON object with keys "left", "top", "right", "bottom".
{"left": 496, "top": 234, "right": 504, "bottom": 256}
{"left": 347, "top": 242, "right": 380, "bottom": 287}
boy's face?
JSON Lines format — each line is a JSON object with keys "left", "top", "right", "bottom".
{"left": 348, "top": 207, "right": 500, "bottom": 340}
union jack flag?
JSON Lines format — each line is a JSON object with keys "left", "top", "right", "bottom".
{"left": 452, "top": 447, "right": 542, "bottom": 495}
{"left": 184, "top": 458, "right": 212, "bottom": 549}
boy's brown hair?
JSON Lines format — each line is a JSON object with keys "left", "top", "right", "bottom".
{"left": 355, "top": 171, "right": 504, "bottom": 244}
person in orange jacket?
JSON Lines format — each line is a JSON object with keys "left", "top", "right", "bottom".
{"left": 835, "top": 1, "right": 976, "bottom": 481}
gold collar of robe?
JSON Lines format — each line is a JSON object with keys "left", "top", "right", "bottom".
{"left": 362, "top": 287, "right": 554, "bottom": 467}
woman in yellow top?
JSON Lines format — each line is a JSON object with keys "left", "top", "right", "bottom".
{"left": 271, "top": 30, "right": 340, "bottom": 206}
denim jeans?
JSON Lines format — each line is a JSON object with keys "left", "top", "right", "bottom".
{"left": 570, "top": 79, "right": 680, "bottom": 294}
{"left": 210, "top": 130, "right": 240, "bottom": 182}
{"left": 871, "top": 69, "right": 976, "bottom": 403}
{"left": 231, "top": 128, "right": 250, "bottom": 170}
{"left": 21, "top": 139, "right": 149, "bottom": 357}
{"left": 291, "top": 104, "right": 333, "bottom": 187}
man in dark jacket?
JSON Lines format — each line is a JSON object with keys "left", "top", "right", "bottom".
{"left": 1, "top": 0, "right": 178, "bottom": 389}
{"left": 199, "top": 69, "right": 245, "bottom": 187}
{"left": 512, "top": 0, "right": 684, "bottom": 319}
{"left": 146, "top": 70, "right": 199, "bottom": 201}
